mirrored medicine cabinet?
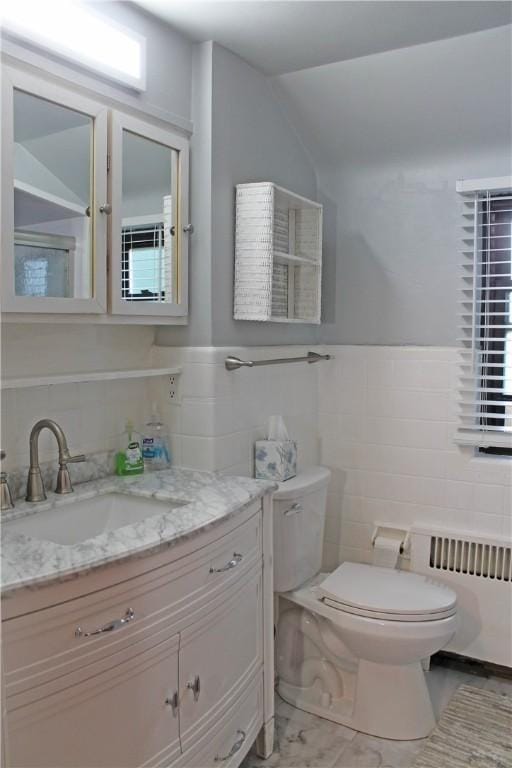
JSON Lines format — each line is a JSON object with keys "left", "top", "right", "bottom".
{"left": 1, "top": 67, "right": 189, "bottom": 321}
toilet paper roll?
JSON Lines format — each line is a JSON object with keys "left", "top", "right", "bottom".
{"left": 372, "top": 535, "right": 401, "bottom": 568}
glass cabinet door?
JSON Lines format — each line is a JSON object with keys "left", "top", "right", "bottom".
{"left": 110, "top": 113, "right": 189, "bottom": 317}
{"left": 1, "top": 69, "right": 108, "bottom": 313}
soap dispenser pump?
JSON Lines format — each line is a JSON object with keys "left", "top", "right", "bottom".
{"left": 142, "top": 405, "right": 171, "bottom": 470}
{"left": 115, "top": 420, "right": 144, "bottom": 476}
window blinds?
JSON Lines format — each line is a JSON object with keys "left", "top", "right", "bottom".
{"left": 457, "top": 177, "right": 512, "bottom": 448}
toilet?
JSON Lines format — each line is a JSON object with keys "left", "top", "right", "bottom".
{"left": 273, "top": 466, "right": 457, "bottom": 741}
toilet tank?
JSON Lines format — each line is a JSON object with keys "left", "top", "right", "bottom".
{"left": 273, "top": 466, "right": 331, "bottom": 593}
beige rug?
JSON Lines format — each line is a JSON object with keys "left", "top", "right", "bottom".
{"left": 413, "top": 684, "right": 511, "bottom": 768}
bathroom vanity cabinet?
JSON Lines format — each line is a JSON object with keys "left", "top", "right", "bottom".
{"left": 2, "top": 499, "right": 274, "bottom": 768}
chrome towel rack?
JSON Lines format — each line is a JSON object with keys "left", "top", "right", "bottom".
{"left": 225, "top": 351, "right": 332, "bottom": 371}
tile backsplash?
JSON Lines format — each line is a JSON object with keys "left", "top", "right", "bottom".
{"left": 1, "top": 379, "right": 150, "bottom": 476}
{"left": 1, "top": 324, "right": 155, "bottom": 477}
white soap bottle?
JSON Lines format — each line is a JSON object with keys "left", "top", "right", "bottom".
{"left": 142, "top": 405, "right": 171, "bottom": 470}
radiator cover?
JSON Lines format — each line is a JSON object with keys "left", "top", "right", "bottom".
{"left": 410, "top": 526, "right": 512, "bottom": 667}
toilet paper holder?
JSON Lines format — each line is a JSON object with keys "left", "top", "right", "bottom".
{"left": 371, "top": 523, "right": 411, "bottom": 558}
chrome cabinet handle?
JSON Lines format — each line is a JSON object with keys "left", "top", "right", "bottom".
{"left": 75, "top": 608, "right": 135, "bottom": 638}
{"left": 209, "top": 553, "right": 243, "bottom": 574}
{"left": 99, "top": 203, "right": 112, "bottom": 214}
{"left": 284, "top": 502, "right": 303, "bottom": 516}
{"left": 215, "top": 730, "right": 246, "bottom": 762}
{"left": 165, "top": 691, "right": 179, "bottom": 716}
{"left": 183, "top": 223, "right": 194, "bottom": 233}
{"left": 186, "top": 674, "right": 201, "bottom": 701}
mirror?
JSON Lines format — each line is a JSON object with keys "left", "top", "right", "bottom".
{"left": 121, "top": 129, "right": 178, "bottom": 305}
{"left": 13, "top": 89, "right": 93, "bottom": 299}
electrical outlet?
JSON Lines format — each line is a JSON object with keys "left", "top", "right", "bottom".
{"left": 168, "top": 375, "right": 178, "bottom": 402}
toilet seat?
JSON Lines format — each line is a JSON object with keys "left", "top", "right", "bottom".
{"left": 317, "top": 562, "right": 457, "bottom": 623}
{"left": 321, "top": 597, "right": 456, "bottom": 622}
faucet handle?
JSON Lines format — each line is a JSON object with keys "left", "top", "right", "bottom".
{"left": 1, "top": 450, "right": 15, "bottom": 511}
{"left": 65, "top": 454, "right": 86, "bottom": 464}
{"left": 56, "top": 454, "right": 86, "bottom": 495}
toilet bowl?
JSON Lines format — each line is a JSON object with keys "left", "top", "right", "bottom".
{"left": 273, "top": 467, "right": 458, "bottom": 741}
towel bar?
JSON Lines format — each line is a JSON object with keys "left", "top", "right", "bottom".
{"left": 225, "top": 351, "right": 332, "bottom": 371}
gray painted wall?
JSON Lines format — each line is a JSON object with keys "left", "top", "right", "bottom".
{"left": 319, "top": 150, "right": 510, "bottom": 346}
{"left": 276, "top": 27, "right": 512, "bottom": 345}
{"left": 209, "top": 43, "right": 320, "bottom": 347}
{"left": 156, "top": 42, "right": 215, "bottom": 347}
{"left": 158, "top": 41, "right": 321, "bottom": 347}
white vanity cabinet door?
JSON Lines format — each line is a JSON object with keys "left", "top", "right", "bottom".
{"left": 177, "top": 675, "right": 263, "bottom": 768}
{"left": 178, "top": 566, "right": 263, "bottom": 753}
{"left": 5, "top": 634, "right": 181, "bottom": 768}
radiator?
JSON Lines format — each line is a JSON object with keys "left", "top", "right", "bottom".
{"left": 410, "top": 526, "right": 512, "bottom": 667}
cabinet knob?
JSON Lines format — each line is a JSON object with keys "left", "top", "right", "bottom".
{"left": 165, "top": 691, "right": 179, "bottom": 716}
{"left": 183, "top": 223, "right": 194, "bottom": 234}
{"left": 99, "top": 204, "right": 112, "bottom": 215}
{"left": 186, "top": 674, "right": 201, "bottom": 701}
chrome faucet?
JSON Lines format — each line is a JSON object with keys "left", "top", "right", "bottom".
{"left": 26, "top": 420, "right": 86, "bottom": 502}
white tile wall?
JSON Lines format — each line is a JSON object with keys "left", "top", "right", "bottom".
{"left": 148, "top": 346, "right": 320, "bottom": 476}
{"left": 319, "top": 346, "right": 512, "bottom": 570}
{"left": 4, "top": 334, "right": 510, "bottom": 569}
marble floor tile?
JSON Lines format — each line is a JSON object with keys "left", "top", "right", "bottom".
{"left": 334, "top": 733, "right": 426, "bottom": 768}
{"left": 243, "top": 662, "right": 510, "bottom": 768}
{"left": 242, "top": 697, "right": 356, "bottom": 768}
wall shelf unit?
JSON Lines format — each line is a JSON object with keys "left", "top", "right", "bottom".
{"left": 234, "top": 182, "right": 322, "bottom": 324}
{"left": 1, "top": 366, "right": 182, "bottom": 390}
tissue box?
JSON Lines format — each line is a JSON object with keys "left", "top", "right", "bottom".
{"left": 255, "top": 440, "right": 297, "bottom": 482}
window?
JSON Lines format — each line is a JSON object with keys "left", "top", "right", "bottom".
{"left": 1, "top": 1, "right": 145, "bottom": 91}
{"left": 122, "top": 223, "right": 171, "bottom": 302}
{"left": 457, "top": 177, "right": 512, "bottom": 455}
{"left": 14, "top": 232, "right": 75, "bottom": 298}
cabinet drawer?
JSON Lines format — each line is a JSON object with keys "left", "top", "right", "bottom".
{"left": 6, "top": 634, "right": 181, "bottom": 768}
{"left": 4, "top": 508, "right": 262, "bottom": 698}
{"left": 180, "top": 674, "right": 263, "bottom": 768}
{"left": 179, "top": 565, "right": 263, "bottom": 752}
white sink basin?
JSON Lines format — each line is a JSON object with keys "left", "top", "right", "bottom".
{"left": 5, "top": 492, "right": 188, "bottom": 545}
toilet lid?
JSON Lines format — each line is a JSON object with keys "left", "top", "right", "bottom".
{"left": 318, "top": 563, "right": 457, "bottom": 618}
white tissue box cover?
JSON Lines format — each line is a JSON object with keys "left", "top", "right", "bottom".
{"left": 255, "top": 440, "right": 297, "bottom": 481}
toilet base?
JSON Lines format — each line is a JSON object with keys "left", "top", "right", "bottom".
{"left": 279, "top": 659, "right": 436, "bottom": 741}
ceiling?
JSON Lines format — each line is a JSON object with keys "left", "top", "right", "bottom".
{"left": 273, "top": 24, "right": 512, "bottom": 168}
{"left": 136, "top": 0, "right": 512, "bottom": 76}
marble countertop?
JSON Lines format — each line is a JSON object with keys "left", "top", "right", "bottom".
{"left": 1, "top": 468, "right": 275, "bottom": 597}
